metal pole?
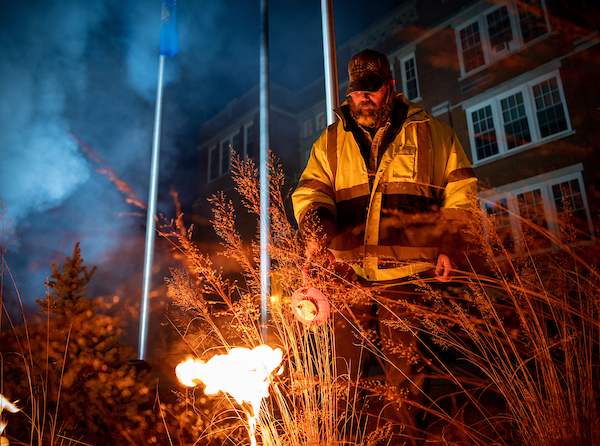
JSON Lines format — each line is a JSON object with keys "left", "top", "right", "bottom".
{"left": 259, "top": 0, "right": 270, "bottom": 342}
{"left": 321, "top": 0, "right": 339, "bottom": 125}
{"left": 138, "top": 55, "right": 165, "bottom": 361}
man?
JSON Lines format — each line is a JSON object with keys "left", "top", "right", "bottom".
{"left": 292, "top": 49, "right": 479, "bottom": 444}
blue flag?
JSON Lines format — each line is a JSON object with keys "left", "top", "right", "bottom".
{"left": 160, "top": 0, "right": 178, "bottom": 58}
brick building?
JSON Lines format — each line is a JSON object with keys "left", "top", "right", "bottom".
{"left": 194, "top": 0, "right": 599, "bottom": 253}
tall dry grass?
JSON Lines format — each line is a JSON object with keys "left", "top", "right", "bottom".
{"left": 163, "top": 152, "right": 391, "bottom": 446}
{"left": 408, "top": 196, "right": 600, "bottom": 446}
{"left": 2, "top": 152, "right": 598, "bottom": 445}
{"left": 164, "top": 152, "right": 599, "bottom": 446}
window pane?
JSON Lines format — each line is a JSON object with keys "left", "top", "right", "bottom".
{"left": 460, "top": 22, "right": 485, "bottom": 72}
{"left": 245, "top": 124, "right": 254, "bottom": 158}
{"left": 501, "top": 92, "right": 531, "bottom": 149}
{"left": 552, "top": 179, "right": 591, "bottom": 240}
{"left": 485, "top": 198, "right": 515, "bottom": 252}
{"left": 318, "top": 114, "right": 327, "bottom": 131}
{"left": 232, "top": 133, "right": 240, "bottom": 154}
{"left": 472, "top": 105, "right": 499, "bottom": 160}
{"left": 221, "top": 140, "right": 230, "bottom": 175}
{"left": 518, "top": 0, "right": 548, "bottom": 43}
{"left": 533, "top": 77, "right": 567, "bottom": 138}
{"left": 304, "top": 119, "right": 313, "bottom": 138}
{"left": 487, "top": 6, "right": 513, "bottom": 52}
{"left": 209, "top": 147, "right": 219, "bottom": 181}
{"left": 517, "top": 189, "right": 550, "bottom": 249}
{"left": 404, "top": 57, "right": 419, "bottom": 100}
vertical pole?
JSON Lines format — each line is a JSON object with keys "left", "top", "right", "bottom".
{"left": 259, "top": 0, "right": 270, "bottom": 342}
{"left": 321, "top": 0, "right": 339, "bottom": 125}
{"left": 138, "top": 55, "right": 165, "bottom": 361}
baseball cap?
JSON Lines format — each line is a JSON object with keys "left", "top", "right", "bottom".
{"left": 346, "top": 49, "right": 392, "bottom": 96}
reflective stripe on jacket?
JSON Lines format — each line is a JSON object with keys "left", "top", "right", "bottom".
{"left": 292, "top": 94, "right": 478, "bottom": 282}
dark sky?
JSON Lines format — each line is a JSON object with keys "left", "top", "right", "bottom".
{"left": 0, "top": 0, "right": 401, "bottom": 313}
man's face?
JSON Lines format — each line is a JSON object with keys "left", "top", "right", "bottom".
{"left": 349, "top": 80, "right": 394, "bottom": 128}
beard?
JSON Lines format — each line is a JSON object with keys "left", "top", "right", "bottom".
{"left": 349, "top": 93, "right": 392, "bottom": 128}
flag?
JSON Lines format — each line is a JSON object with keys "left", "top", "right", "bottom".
{"left": 160, "top": 0, "right": 178, "bottom": 58}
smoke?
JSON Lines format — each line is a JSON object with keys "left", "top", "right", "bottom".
{"left": 0, "top": 1, "right": 103, "bottom": 225}
{"left": 0, "top": 0, "right": 400, "bottom": 313}
{"left": 0, "top": 0, "right": 164, "bottom": 304}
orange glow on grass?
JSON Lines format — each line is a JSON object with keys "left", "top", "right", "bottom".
{"left": 176, "top": 345, "right": 284, "bottom": 446}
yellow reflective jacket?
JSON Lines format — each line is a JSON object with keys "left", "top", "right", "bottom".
{"left": 292, "top": 94, "right": 478, "bottom": 282}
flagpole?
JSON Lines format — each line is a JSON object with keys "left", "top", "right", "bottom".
{"left": 137, "top": 0, "right": 178, "bottom": 362}
{"left": 321, "top": 0, "right": 339, "bottom": 125}
{"left": 259, "top": 0, "right": 270, "bottom": 342}
{"left": 138, "top": 55, "right": 165, "bottom": 362}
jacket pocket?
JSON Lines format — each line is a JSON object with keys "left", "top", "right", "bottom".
{"left": 390, "top": 145, "right": 416, "bottom": 180}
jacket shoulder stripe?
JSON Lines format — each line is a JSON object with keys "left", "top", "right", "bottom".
{"left": 296, "top": 179, "right": 335, "bottom": 198}
{"left": 447, "top": 167, "right": 476, "bottom": 183}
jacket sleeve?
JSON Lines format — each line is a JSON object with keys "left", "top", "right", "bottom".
{"left": 430, "top": 120, "right": 483, "bottom": 267}
{"left": 292, "top": 130, "right": 339, "bottom": 246}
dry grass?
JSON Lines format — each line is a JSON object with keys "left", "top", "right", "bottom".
{"left": 163, "top": 152, "right": 600, "bottom": 446}
{"left": 2, "top": 154, "right": 599, "bottom": 445}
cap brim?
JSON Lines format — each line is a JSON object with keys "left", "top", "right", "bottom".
{"left": 346, "top": 74, "right": 385, "bottom": 96}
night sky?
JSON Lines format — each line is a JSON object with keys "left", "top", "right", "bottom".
{"left": 0, "top": 0, "right": 400, "bottom": 319}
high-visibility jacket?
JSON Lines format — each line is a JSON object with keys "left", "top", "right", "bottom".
{"left": 292, "top": 94, "right": 478, "bottom": 282}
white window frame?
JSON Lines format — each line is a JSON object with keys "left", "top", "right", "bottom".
{"left": 466, "top": 70, "right": 571, "bottom": 166}
{"left": 479, "top": 167, "right": 594, "bottom": 255}
{"left": 455, "top": 0, "right": 550, "bottom": 77}
{"left": 400, "top": 52, "right": 421, "bottom": 102}
{"left": 207, "top": 131, "right": 240, "bottom": 182}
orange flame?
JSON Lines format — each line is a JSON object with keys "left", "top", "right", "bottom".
{"left": 1, "top": 394, "right": 19, "bottom": 439}
{"left": 176, "top": 345, "right": 284, "bottom": 446}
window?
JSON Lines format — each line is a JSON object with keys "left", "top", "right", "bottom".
{"left": 304, "top": 119, "right": 314, "bottom": 138}
{"left": 400, "top": 53, "right": 420, "bottom": 101}
{"left": 456, "top": 0, "right": 549, "bottom": 75}
{"left": 501, "top": 92, "right": 531, "bottom": 149}
{"left": 317, "top": 113, "right": 327, "bottom": 132}
{"left": 485, "top": 197, "right": 515, "bottom": 252}
{"left": 208, "top": 131, "right": 240, "bottom": 182}
{"left": 487, "top": 6, "right": 513, "bottom": 52}
{"left": 480, "top": 168, "right": 593, "bottom": 254}
{"left": 518, "top": 0, "right": 549, "bottom": 43}
{"left": 551, "top": 178, "right": 592, "bottom": 241}
{"left": 466, "top": 70, "right": 570, "bottom": 164}
{"left": 472, "top": 104, "right": 498, "bottom": 160}
{"left": 244, "top": 123, "right": 254, "bottom": 158}
{"left": 533, "top": 77, "right": 568, "bottom": 138}
{"left": 459, "top": 21, "right": 485, "bottom": 73}
{"left": 209, "top": 146, "right": 219, "bottom": 182}
{"left": 516, "top": 189, "right": 551, "bottom": 249}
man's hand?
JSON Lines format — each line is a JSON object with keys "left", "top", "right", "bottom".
{"left": 305, "top": 240, "right": 324, "bottom": 265}
{"left": 435, "top": 254, "right": 456, "bottom": 282}
{"left": 304, "top": 241, "right": 357, "bottom": 283}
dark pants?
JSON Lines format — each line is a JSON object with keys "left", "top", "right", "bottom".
{"left": 333, "top": 273, "right": 434, "bottom": 445}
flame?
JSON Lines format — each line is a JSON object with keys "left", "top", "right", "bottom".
{"left": 0, "top": 394, "right": 19, "bottom": 439}
{"left": 176, "top": 345, "right": 284, "bottom": 446}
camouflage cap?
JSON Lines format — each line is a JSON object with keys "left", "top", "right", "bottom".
{"left": 346, "top": 49, "right": 392, "bottom": 96}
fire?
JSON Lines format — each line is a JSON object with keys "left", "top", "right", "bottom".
{"left": 1, "top": 394, "right": 19, "bottom": 445}
{"left": 176, "top": 345, "right": 284, "bottom": 446}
